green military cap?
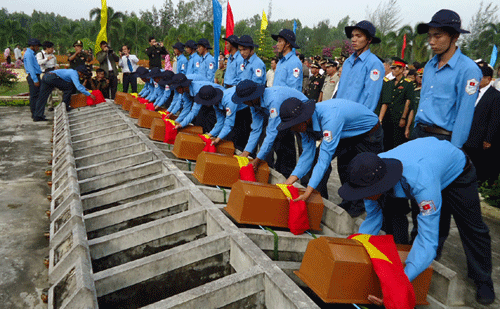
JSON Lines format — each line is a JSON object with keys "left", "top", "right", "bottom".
{"left": 310, "top": 62, "right": 321, "bottom": 69}
{"left": 73, "top": 40, "right": 83, "bottom": 47}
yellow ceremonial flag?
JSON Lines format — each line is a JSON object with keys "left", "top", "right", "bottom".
{"left": 94, "top": 0, "right": 108, "bottom": 55}
{"left": 260, "top": 10, "right": 268, "bottom": 33}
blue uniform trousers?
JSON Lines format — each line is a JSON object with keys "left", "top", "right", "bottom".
{"left": 27, "top": 74, "right": 40, "bottom": 118}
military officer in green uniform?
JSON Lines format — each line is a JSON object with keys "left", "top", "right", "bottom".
{"left": 378, "top": 57, "right": 416, "bottom": 150}
{"left": 406, "top": 67, "right": 424, "bottom": 139}
{"left": 304, "top": 62, "right": 325, "bottom": 101}
{"left": 68, "top": 40, "right": 92, "bottom": 69}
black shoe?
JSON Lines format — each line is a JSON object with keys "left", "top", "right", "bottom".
{"left": 48, "top": 107, "right": 54, "bottom": 112}
{"left": 66, "top": 107, "right": 73, "bottom": 112}
{"left": 476, "top": 281, "right": 495, "bottom": 305}
{"left": 33, "top": 117, "right": 48, "bottom": 122}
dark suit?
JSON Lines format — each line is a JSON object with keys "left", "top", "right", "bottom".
{"left": 96, "top": 50, "right": 119, "bottom": 99}
{"left": 463, "top": 85, "right": 500, "bottom": 183}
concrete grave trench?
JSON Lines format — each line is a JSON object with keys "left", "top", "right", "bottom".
{"left": 46, "top": 101, "right": 471, "bottom": 309}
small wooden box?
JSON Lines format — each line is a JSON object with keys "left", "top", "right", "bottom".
{"left": 69, "top": 94, "right": 87, "bottom": 108}
{"left": 171, "top": 132, "right": 235, "bottom": 160}
{"left": 129, "top": 102, "right": 146, "bottom": 118}
{"left": 114, "top": 92, "right": 128, "bottom": 105}
{"left": 294, "top": 237, "right": 432, "bottom": 304}
{"left": 148, "top": 118, "right": 201, "bottom": 142}
{"left": 137, "top": 109, "right": 163, "bottom": 129}
{"left": 193, "top": 152, "right": 269, "bottom": 187}
{"left": 224, "top": 180, "right": 324, "bottom": 231}
{"left": 121, "top": 96, "right": 138, "bottom": 111}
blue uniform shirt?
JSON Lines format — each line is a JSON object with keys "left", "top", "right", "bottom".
{"left": 359, "top": 137, "right": 466, "bottom": 282}
{"left": 24, "top": 48, "right": 42, "bottom": 83}
{"left": 178, "top": 81, "right": 224, "bottom": 128}
{"left": 167, "top": 74, "right": 206, "bottom": 116}
{"left": 199, "top": 52, "right": 216, "bottom": 82}
{"left": 154, "top": 84, "right": 172, "bottom": 108}
{"left": 335, "top": 49, "right": 384, "bottom": 111}
{"left": 244, "top": 87, "right": 308, "bottom": 159}
{"left": 415, "top": 48, "right": 482, "bottom": 148}
{"left": 53, "top": 69, "right": 91, "bottom": 96}
{"left": 145, "top": 80, "right": 163, "bottom": 102}
{"left": 209, "top": 87, "right": 249, "bottom": 139}
{"left": 139, "top": 80, "right": 152, "bottom": 96}
{"left": 292, "top": 99, "right": 379, "bottom": 189}
{"left": 273, "top": 51, "right": 303, "bottom": 91}
{"left": 240, "top": 53, "right": 266, "bottom": 85}
{"left": 224, "top": 51, "right": 243, "bottom": 87}
{"left": 176, "top": 54, "right": 188, "bottom": 74}
{"left": 187, "top": 53, "right": 201, "bottom": 75}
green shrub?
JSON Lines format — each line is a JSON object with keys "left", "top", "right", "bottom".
{"left": 0, "top": 66, "right": 19, "bottom": 88}
{"left": 479, "top": 175, "right": 500, "bottom": 208}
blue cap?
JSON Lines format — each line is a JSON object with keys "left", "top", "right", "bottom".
{"left": 194, "top": 85, "right": 224, "bottom": 106}
{"left": 271, "top": 29, "right": 300, "bottom": 49}
{"left": 417, "top": 9, "right": 469, "bottom": 34}
{"left": 231, "top": 80, "right": 265, "bottom": 104}
{"left": 345, "top": 21, "right": 381, "bottom": 44}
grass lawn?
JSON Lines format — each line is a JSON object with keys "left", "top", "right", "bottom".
{"left": 0, "top": 82, "right": 29, "bottom": 96}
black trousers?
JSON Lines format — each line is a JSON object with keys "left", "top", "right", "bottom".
{"left": 107, "top": 72, "right": 118, "bottom": 99}
{"left": 122, "top": 72, "right": 137, "bottom": 93}
{"left": 37, "top": 73, "right": 75, "bottom": 114}
{"left": 263, "top": 128, "right": 297, "bottom": 178}
{"left": 27, "top": 74, "right": 40, "bottom": 118}
{"left": 224, "top": 107, "right": 252, "bottom": 152}
{"left": 192, "top": 105, "right": 217, "bottom": 133}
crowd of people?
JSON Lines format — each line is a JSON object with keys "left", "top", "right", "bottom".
{"left": 19, "top": 8, "right": 498, "bottom": 306}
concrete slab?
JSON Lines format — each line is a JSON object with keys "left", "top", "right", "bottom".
{"left": 73, "top": 135, "right": 141, "bottom": 158}
{"left": 75, "top": 142, "right": 148, "bottom": 168}
{"left": 71, "top": 123, "right": 130, "bottom": 142}
{"left": 71, "top": 129, "right": 136, "bottom": 149}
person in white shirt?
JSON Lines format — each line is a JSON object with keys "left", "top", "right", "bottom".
{"left": 118, "top": 45, "right": 139, "bottom": 93}
{"left": 14, "top": 45, "right": 22, "bottom": 61}
{"left": 493, "top": 65, "right": 500, "bottom": 91}
{"left": 266, "top": 57, "right": 277, "bottom": 87}
{"left": 37, "top": 41, "right": 60, "bottom": 111}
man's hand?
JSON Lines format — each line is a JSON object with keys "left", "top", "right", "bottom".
{"left": 368, "top": 295, "right": 383, "bottom": 306}
{"left": 405, "top": 127, "right": 411, "bottom": 139}
{"left": 89, "top": 94, "right": 96, "bottom": 100}
{"left": 483, "top": 141, "right": 492, "bottom": 150}
{"left": 75, "top": 46, "right": 82, "bottom": 54}
{"left": 240, "top": 151, "right": 251, "bottom": 158}
{"left": 293, "top": 186, "right": 314, "bottom": 202}
{"left": 399, "top": 118, "right": 406, "bottom": 128}
{"left": 285, "top": 175, "right": 299, "bottom": 185}
{"left": 211, "top": 137, "right": 221, "bottom": 146}
{"left": 34, "top": 82, "right": 40, "bottom": 87}
{"left": 252, "top": 157, "right": 262, "bottom": 173}
{"left": 174, "top": 122, "right": 183, "bottom": 130}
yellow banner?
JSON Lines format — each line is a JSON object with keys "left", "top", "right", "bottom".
{"left": 94, "top": 0, "right": 108, "bottom": 55}
{"left": 276, "top": 184, "right": 293, "bottom": 199}
{"left": 234, "top": 155, "right": 250, "bottom": 168}
{"left": 260, "top": 10, "right": 268, "bottom": 33}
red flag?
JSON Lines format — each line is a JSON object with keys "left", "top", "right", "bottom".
{"left": 401, "top": 33, "right": 407, "bottom": 59}
{"left": 224, "top": 1, "right": 234, "bottom": 55}
{"left": 348, "top": 234, "right": 415, "bottom": 309}
{"left": 198, "top": 134, "right": 216, "bottom": 153}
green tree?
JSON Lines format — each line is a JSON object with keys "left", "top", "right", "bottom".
{"left": 89, "top": 6, "right": 125, "bottom": 48}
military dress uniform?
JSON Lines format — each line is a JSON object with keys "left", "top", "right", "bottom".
{"left": 68, "top": 41, "right": 91, "bottom": 69}
{"left": 145, "top": 45, "right": 168, "bottom": 69}
{"left": 305, "top": 73, "right": 325, "bottom": 101}
{"left": 321, "top": 72, "right": 339, "bottom": 101}
{"left": 379, "top": 75, "right": 415, "bottom": 150}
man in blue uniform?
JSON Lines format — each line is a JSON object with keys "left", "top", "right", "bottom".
{"left": 412, "top": 10, "right": 482, "bottom": 148}
{"left": 222, "top": 35, "right": 243, "bottom": 88}
{"left": 271, "top": 29, "right": 303, "bottom": 91}
{"left": 194, "top": 85, "right": 252, "bottom": 152}
{"left": 24, "top": 38, "right": 43, "bottom": 120}
{"left": 338, "top": 137, "right": 495, "bottom": 306}
{"left": 277, "top": 98, "right": 383, "bottom": 201}
{"left": 237, "top": 35, "right": 266, "bottom": 85}
{"left": 36, "top": 65, "right": 96, "bottom": 118}
{"left": 137, "top": 67, "right": 153, "bottom": 97}
{"left": 167, "top": 73, "right": 221, "bottom": 133}
{"left": 231, "top": 80, "right": 308, "bottom": 177}
{"left": 196, "top": 38, "right": 216, "bottom": 82}
{"left": 336, "top": 21, "right": 385, "bottom": 111}
{"left": 185, "top": 40, "right": 200, "bottom": 75}
{"left": 144, "top": 68, "right": 171, "bottom": 103}
{"left": 172, "top": 42, "right": 188, "bottom": 75}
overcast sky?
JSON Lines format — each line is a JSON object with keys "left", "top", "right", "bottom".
{"left": 2, "top": 0, "right": 489, "bottom": 30}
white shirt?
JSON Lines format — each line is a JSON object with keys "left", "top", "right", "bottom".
{"left": 266, "top": 69, "right": 275, "bottom": 87}
{"left": 14, "top": 47, "right": 22, "bottom": 60}
{"left": 118, "top": 54, "right": 139, "bottom": 73}
{"left": 475, "top": 84, "right": 491, "bottom": 107}
{"left": 492, "top": 79, "right": 500, "bottom": 91}
{"left": 36, "top": 50, "right": 58, "bottom": 72}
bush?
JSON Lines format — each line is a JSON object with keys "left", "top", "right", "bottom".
{"left": 0, "top": 65, "right": 19, "bottom": 88}
{"left": 479, "top": 175, "right": 500, "bottom": 208}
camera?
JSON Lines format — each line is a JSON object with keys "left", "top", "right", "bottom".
{"left": 108, "top": 48, "right": 113, "bottom": 53}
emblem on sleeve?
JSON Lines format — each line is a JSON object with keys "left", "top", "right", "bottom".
{"left": 226, "top": 107, "right": 232, "bottom": 116}
{"left": 293, "top": 67, "right": 300, "bottom": 78}
{"left": 419, "top": 200, "right": 436, "bottom": 216}
{"left": 240, "top": 63, "right": 245, "bottom": 71}
{"left": 196, "top": 62, "right": 200, "bottom": 68}
{"left": 370, "top": 69, "right": 380, "bottom": 81}
{"left": 323, "top": 130, "right": 333, "bottom": 142}
{"left": 269, "top": 107, "right": 278, "bottom": 119}
{"left": 466, "top": 79, "right": 479, "bottom": 95}
{"left": 154, "top": 82, "right": 159, "bottom": 88}
{"left": 165, "top": 85, "right": 170, "bottom": 90}
{"left": 209, "top": 63, "right": 214, "bottom": 70}
{"left": 181, "top": 64, "right": 185, "bottom": 70}
{"left": 255, "top": 68, "right": 262, "bottom": 77}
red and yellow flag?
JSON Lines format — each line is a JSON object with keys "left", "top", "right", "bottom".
{"left": 348, "top": 233, "right": 415, "bottom": 309}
